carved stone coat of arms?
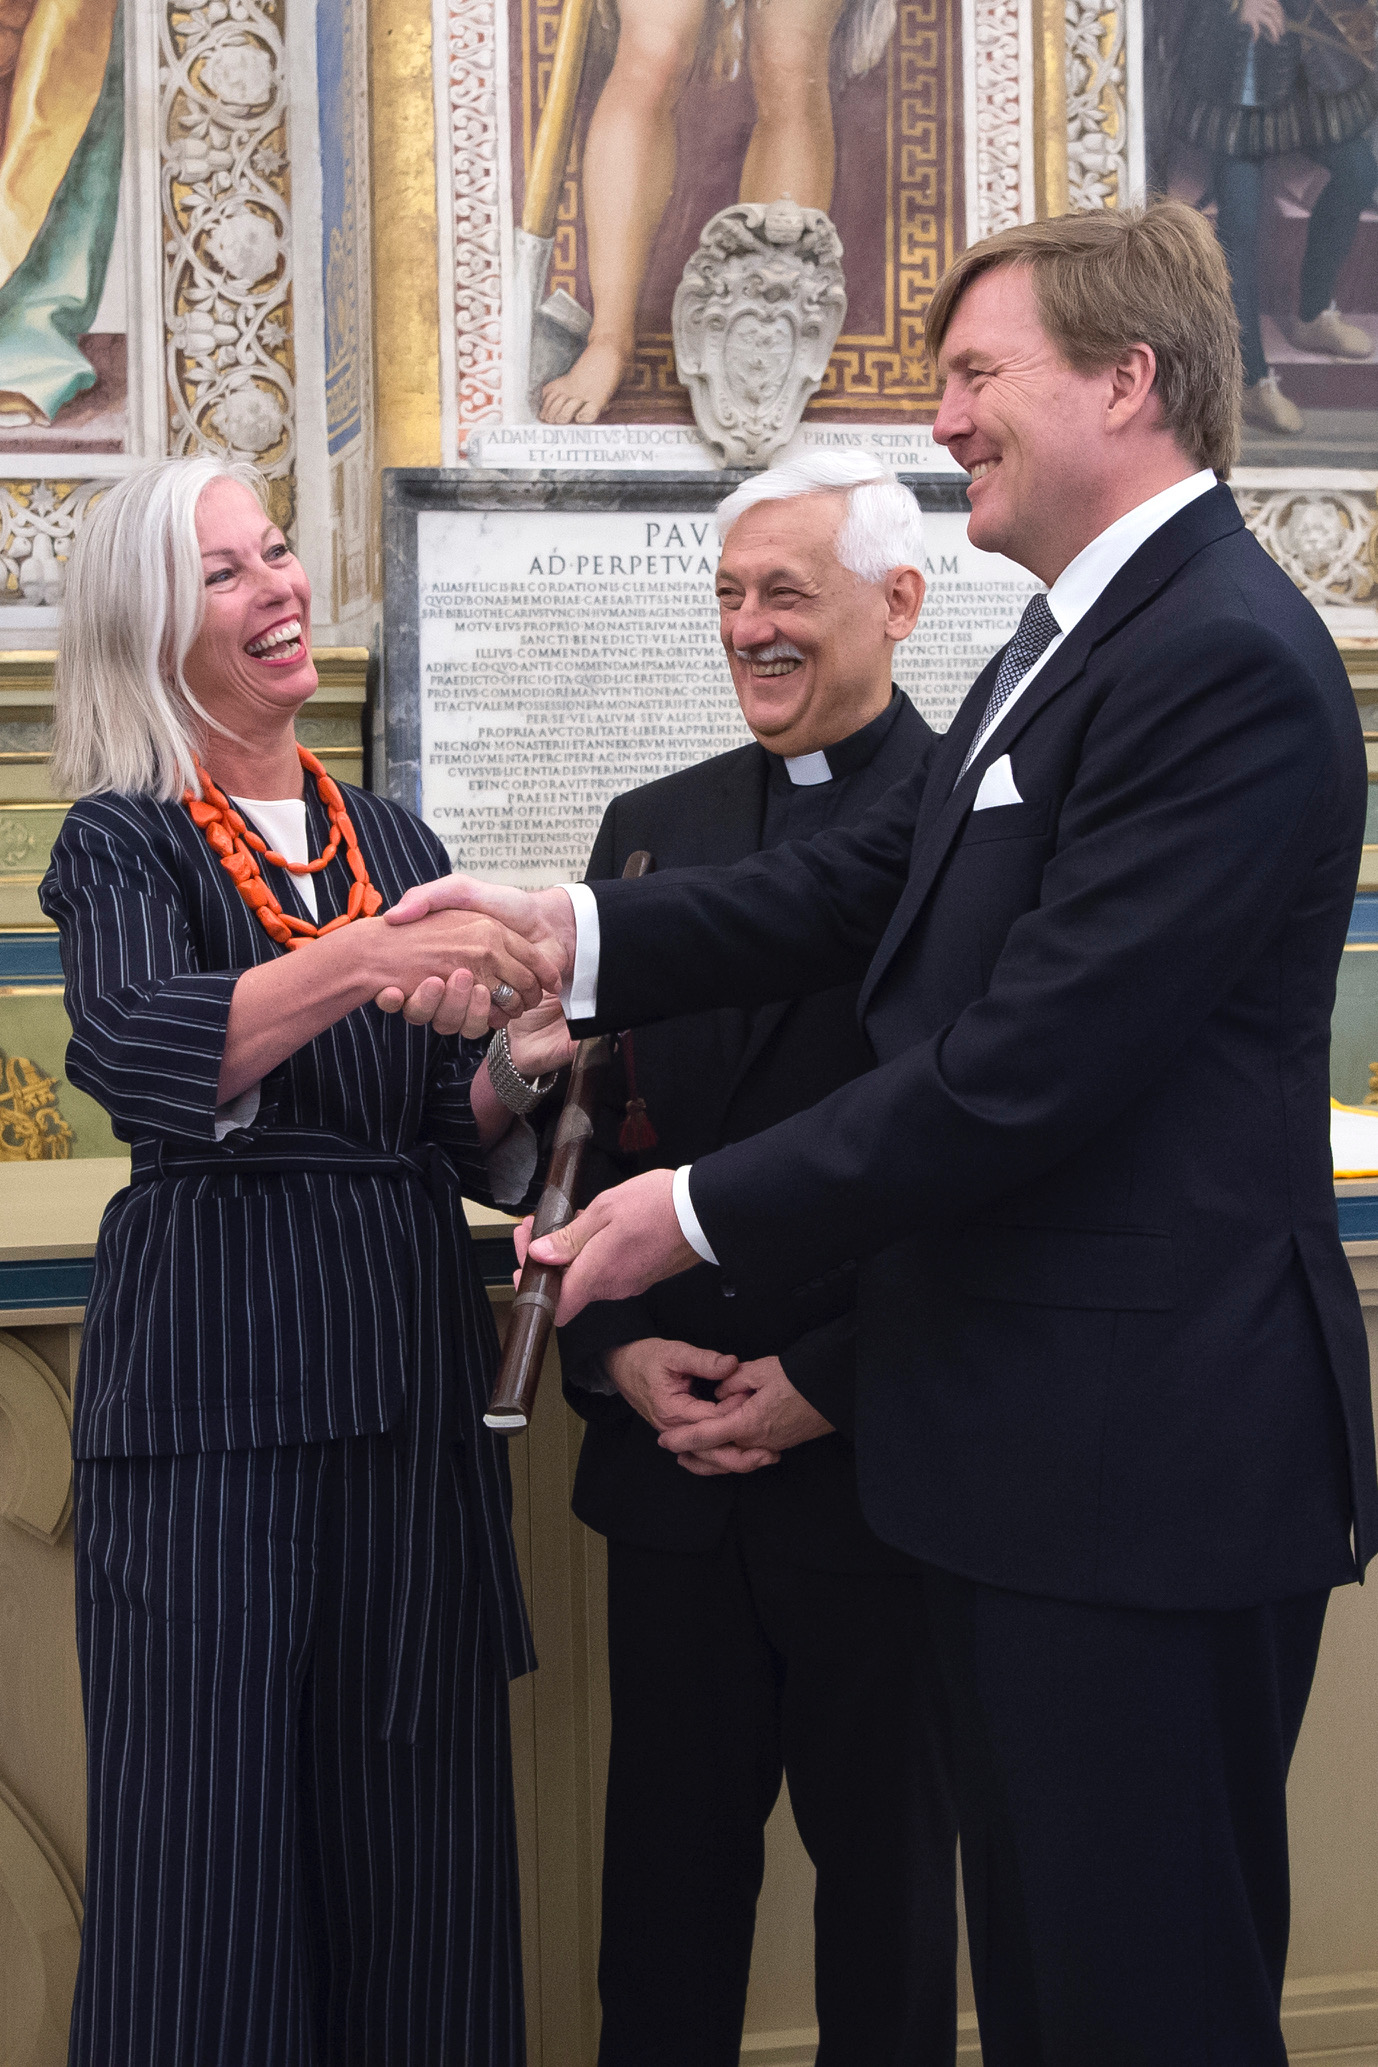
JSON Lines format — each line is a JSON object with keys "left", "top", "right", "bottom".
{"left": 671, "top": 199, "right": 848, "bottom": 467}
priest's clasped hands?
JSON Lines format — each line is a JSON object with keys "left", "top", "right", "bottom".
{"left": 520, "top": 1304, "right": 835, "bottom": 1478}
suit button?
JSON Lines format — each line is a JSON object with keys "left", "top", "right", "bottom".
{"left": 720, "top": 1281, "right": 737, "bottom": 1299}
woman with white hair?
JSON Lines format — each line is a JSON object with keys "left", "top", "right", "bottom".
{"left": 40, "top": 457, "right": 572, "bottom": 2066}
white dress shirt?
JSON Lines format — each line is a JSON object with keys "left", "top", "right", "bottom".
{"left": 958, "top": 469, "right": 1217, "bottom": 777}
{"left": 563, "top": 467, "right": 1219, "bottom": 1264}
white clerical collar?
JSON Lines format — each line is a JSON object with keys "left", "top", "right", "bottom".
{"left": 784, "top": 749, "right": 832, "bottom": 786}
{"left": 1044, "top": 469, "right": 1217, "bottom": 638}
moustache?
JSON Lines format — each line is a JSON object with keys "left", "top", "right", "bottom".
{"left": 733, "top": 640, "right": 805, "bottom": 664}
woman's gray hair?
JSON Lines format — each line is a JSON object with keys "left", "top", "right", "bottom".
{"left": 51, "top": 455, "right": 269, "bottom": 801}
{"left": 714, "top": 447, "right": 925, "bottom": 584}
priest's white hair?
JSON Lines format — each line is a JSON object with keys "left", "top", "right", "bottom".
{"left": 714, "top": 446, "right": 925, "bottom": 585}
{"left": 51, "top": 455, "right": 269, "bottom": 802}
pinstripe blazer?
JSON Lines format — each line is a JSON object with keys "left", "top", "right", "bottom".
{"left": 40, "top": 782, "right": 536, "bottom": 1692}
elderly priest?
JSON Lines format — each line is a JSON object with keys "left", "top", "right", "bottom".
{"left": 560, "top": 449, "right": 956, "bottom": 2067}
{"left": 389, "top": 203, "right": 1378, "bottom": 2065}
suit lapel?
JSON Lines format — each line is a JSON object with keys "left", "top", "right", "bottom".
{"left": 916, "top": 651, "right": 1002, "bottom": 830}
{"left": 856, "top": 483, "right": 1244, "bottom": 1017}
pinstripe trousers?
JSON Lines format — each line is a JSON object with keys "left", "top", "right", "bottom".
{"left": 69, "top": 1434, "right": 525, "bottom": 2067}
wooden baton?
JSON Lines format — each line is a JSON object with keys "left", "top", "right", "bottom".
{"left": 485, "top": 849, "right": 655, "bottom": 1431}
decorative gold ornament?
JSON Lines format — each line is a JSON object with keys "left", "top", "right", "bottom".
{"left": 0, "top": 1050, "right": 74, "bottom": 1160}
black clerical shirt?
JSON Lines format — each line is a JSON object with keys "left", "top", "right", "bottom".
{"left": 759, "top": 688, "right": 907, "bottom": 848}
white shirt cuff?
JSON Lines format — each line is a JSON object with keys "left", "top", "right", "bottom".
{"left": 559, "top": 881, "right": 601, "bottom": 1022}
{"left": 673, "top": 1163, "right": 718, "bottom": 1265}
{"left": 213, "top": 1082, "right": 261, "bottom": 1139}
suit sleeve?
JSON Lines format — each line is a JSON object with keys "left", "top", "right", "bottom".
{"left": 570, "top": 766, "right": 925, "bottom": 1036}
{"left": 418, "top": 821, "right": 548, "bottom": 1208}
{"left": 778, "top": 1313, "right": 858, "bottom": 1440}
{"left": 688, "top": 625, "right": 1354, "bottom": 1288}
{"left": 40, "top": 806, "right": 244, "bottom": 1143}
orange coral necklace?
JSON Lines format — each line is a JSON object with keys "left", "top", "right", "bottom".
{"left": 185, "top": 744, "right": 382, "bottom": 950}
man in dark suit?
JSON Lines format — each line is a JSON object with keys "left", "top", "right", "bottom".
{"left": 388, "top": 200, "right": 1378, "bottom": 2063}
{"left": 559, "top": 450, "right": 955, "bottom": 2067}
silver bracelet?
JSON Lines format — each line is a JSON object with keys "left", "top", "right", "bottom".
{"left": 486, "top": 1025, "right": 557, "bottom": 1116}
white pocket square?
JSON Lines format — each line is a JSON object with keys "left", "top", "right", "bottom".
{"left": 972, "top": 754, "right": 1024, "bottom": 811}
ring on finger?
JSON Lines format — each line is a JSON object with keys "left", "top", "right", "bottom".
{"left": 491, "top": 980, "right": 517, "bottom": 1010}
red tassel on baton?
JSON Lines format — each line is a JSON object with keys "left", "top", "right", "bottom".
{"left": 617, "top": 1031, "right": 658, "bottom": 1153}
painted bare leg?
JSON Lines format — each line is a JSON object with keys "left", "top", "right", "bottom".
{"left": 739, "top": 0, "right": 849, "bottom": 209}
{"left": 541, "top": 0, "right": 706, "bottom": 424}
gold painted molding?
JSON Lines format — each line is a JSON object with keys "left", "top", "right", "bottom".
{"left": 0, "top": 649, "right": 368, "bottom": 704}
{"left": 0, "top": 1334, "right": 73, "bottom": 1541}
{"left": 1034, "top": 0, "right": 1070, "bottom": 219}
{"left": 311, "top": 646, "right": 372, "bottom": 698}
{"left": 0, "top": 652, "right": 63, "bottom": 704}
{"left": 369, "top": 0, "right": 443, "bottom": 470}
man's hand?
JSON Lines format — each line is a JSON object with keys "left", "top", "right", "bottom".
{"left": 603, "top": 1337, "right": 740, "bottom": 1433}
{"left": 377, "top": 876, "right": 576, "bottom": 1026}
{"left": 513, "top": 1168, "right": 700, "bottom": 1322}
{"left": 376, "top": 966, "right": 494, "bottom": 1038}
{"left": 658, "top": 1356, "right": 835, "bottom": 1476}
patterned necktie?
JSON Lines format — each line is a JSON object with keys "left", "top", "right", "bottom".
{"left": 959, "top": 591, "right": 1060, "bottom": 778}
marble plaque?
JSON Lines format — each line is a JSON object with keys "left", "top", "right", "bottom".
{"left": 385, "top": 476, "right": 1040, "bottom": 886}
{"left": 465, "top": 423, "right": 966, "bottom": 476}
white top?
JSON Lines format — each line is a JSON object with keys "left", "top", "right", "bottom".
{"left": 958, "top": 469, "right": 1217, "bottom": 778}
{"left": 234, "top": 795, "right": 318, "bottom": 919}
{"left": 564, "top": 467, "right": 1222, "bottom": 1265}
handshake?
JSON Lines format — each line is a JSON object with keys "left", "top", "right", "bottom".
{"left": 371, "top": 873, "right": 578, "bottom": 1039}
{"left": 375, "top": 870, "right": 702, "bottom": 1322}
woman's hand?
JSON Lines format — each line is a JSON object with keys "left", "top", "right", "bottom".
{"left": 376, "top": 968, "right": 493, "bottom": 1039}
{"left": 469, "top": 993, "right": 576, "bottom": 1147}
{"left": 1238, "top": 0, "right": 1286, "bottom": 43}
{"left": 507, "top": 993, "right": 577, "bottom": 1077}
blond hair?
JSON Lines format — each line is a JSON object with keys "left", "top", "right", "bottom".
{"left": 51, "top": 456, "right": 269, "bottom": 801}
{"left": 924, "top": 202, "right": 1242, "bottom": 477}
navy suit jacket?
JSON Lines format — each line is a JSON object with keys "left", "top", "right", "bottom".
{"left": 559, "top": 693, "right": 933, "bottom": 1570}
{"left": 41, "top": 783, "right": 536, "bottom": 1682}
{"left": 576, "top": 485, "right": 1378, "bottom": 1611}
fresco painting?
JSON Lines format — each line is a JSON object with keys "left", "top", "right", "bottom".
{"left": 0, "top": 0, "right": 125, "bottom": 451}
{"left": 1145, "top": 0, "right": 1378, "bottom": 466}
{"left": 510, "top": 0, "right": 961, "bottom": 428}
